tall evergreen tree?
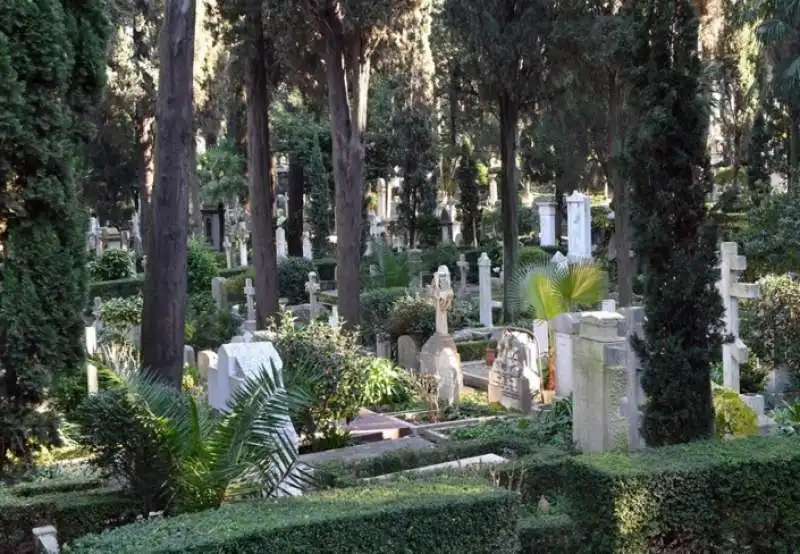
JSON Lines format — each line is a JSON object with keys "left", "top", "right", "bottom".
{"left": 307, "top": 133, "right": 332, "bottom": 258}
{"left": 625, "top": 0, "right": 724, "bottom": 445}
{"left": 0, "top": 0, "right": 108, "bottom": 470}
{"left": 455, "top": 143, "right": 481, "bottom": 246}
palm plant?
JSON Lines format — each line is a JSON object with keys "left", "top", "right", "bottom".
{"left": 78, "top": 345, "right": 313, "bottom": 515}
{"left": 512, "top": 261, "right": 605, "bottom": 391}
{"left": 369, "top": 238, "right": 411, "bottom": 288}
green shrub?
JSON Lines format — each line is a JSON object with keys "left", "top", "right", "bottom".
{"left": 186, "top": 239, "right": 220, "bottom": 296}
{"left": 314, "top": 258, "right": 337, "bottom": 281}
{"left": 389, "top": 294, "right": 472, "bottom": 344}
{"left": 463, "top": 246, "right": 502, "bottom": 284}
{"left": 89, "top": 277, "right": 144, "bottom": 302}
{"left": 69, "top": 479, "right": 520, "bottom": 554}
{"left": 99, "top": 296, "right": 143, "bottom": 344}
{"left": 741, "top": 273, "right": 800, "bottom": 384}
{"left": 713, "top": 388, "right": 759, "bottom": 439}
{"left": 566, "top": 436, "right": 800, "bottom": 552}
{"left": 457, "top": 339, "right": 489, "bottom": 362}
{"left": 0, "top": 477, "right": 137, "bottom": 552}
{"left": 423, "top": 243, "right": 461, "bottom": 274}
{"left": 518, "top": 246, "right": 550, "bottom": 268}
{"left": 89, "top": 249, "right": 135, "bottom": 281}
{"left": 218, "top": 266, "right": 249, "bottom": 279}
{"left": 361, "top": 357, "right": 415, "bottom": 407}
{"left": 267, "top": 317, "right": 373, "bottom": 450}
{"left": 518, "top": 205, "right": 538, "bottom": 237}
{"left": 184, "top": 293, "right": 239, "bottom": 351}
{"left": 736, "top": 192, "right": 800, "bottom": 279}
{"left": 519, "top": 511, "right": 579, "bottom": 554}
{"left": 360, "top": 287, "right": 408, "bottom": 345}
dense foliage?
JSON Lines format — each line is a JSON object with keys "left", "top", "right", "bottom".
{"left": 626, "top": 0, "right": 724, "bottom": 445}
{"left": 0, "top": 0, "right": 109, "bottom": 472}
{"left": 89, "top": 249, "right": 136, "bottom": 281}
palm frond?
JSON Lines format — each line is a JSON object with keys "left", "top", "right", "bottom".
{"left": 555, "top": 261, "right": 606, "bottom": 311}
{"left": 512, "top": 262, "right": 564, "bottom": 321}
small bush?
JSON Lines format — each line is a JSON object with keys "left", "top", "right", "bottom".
{"left": 99, "top": 296, "right": 143, "bottom": 344}
{"left": 737, "top": 192, "right": 800, "bottom": 279}
{"left": 267, "top": 317, "right": 373, "bottom": 449}
{"left": 89, "top": 249, "right": 135, "bottom": 281}
{"left": 518, "top": 205, "right": 538, "bottom": 237}
{"left": 184, "top": 293, "right": 239, "bottom": 351}
{"left": 423, "top": 244, "right": 461, "bottom": 274}
{"left": 361, "top": 357, "right": 415, "bottom": 407}
{"left": 518, "top": 246, "right": 550, "bottom": 268}
{"left": 741, "top": 273, "right": 800, "bottom": 384}
{"left": 314, "top": 258, "right": 337, "bottom": 281}
{"left": 567, "top": 436, "right": 800, "bottom": 552}
{"left": 713, "top": 388, "right": 759, "bottom": 439}
{"left": 186, "top": 239, "right": 220, "bottom": 296}
{"left": 519, "top": 510, "right": 579, "bottom": 554}
{"left": 360, "top": 287, "right": 408, "bottom": 345}
{"left": 69, "top": 479, "right": 520, "bottom": 554}
{"left": 389, "top": 294, "right": 472, "bottom": 344}
{"left": 457, "top": 339, "right": 489, "bottom": 362}
{"left": 0, "top": 477, "right": 137, "bottom": 552}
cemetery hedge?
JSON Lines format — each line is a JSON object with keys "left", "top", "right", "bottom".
{"left": 456, "top": 339, "right": 490, "bottom": 362}
{"left": 0, "top": 477, "right": 137, "bottom": 552}
{"left": 518, "top": 511, "right": 579, "bottom": 554}
{"left": 88, "top": 276, "right": 143, "bottom": 303}
{"left": 566, "top": 436, "right": 800, "bottom": 553}
{"left": 68, "top": 479, "right": 521, "bottom": 554}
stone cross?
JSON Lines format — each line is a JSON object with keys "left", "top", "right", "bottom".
{"left": 244, "top": 278, "right": 256, "bottom": 323}
{"left": 478, "top": 252, "right": 492, "bottom": 327}
{"left": 306, "top": 271, "right": 321, "bottom": 319}
{"left": 223, "top": 237, "right": 232, "bottom": 269}
{"left": 456, "top": 254, "right": 468, "bottom": 297}
{"left": 717, "top": 242, "right": 759, "bottom": 393}
{"left": 430, "top": 265, "right": 454, "bottom": 336}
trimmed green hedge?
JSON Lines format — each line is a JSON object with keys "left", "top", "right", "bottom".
{"left": 518, "top": 511, "right": 579, "bottom": 554}
{"left": 314, "top": 257, "right": 337, "bottom": 281}
{"left": 567, "top": 436, "right": 800, "bottom": 553}
{"left": 88, "top": 277, "right": 144, "bottom": 301}
{"left": 70, "top": 479, "right": 520, "bottom": 554}
{"left": 456, "top": 339, "right": 490, "bottom": 362}
{"left": 0, "top": 477, "right": 137, "bottom": 552}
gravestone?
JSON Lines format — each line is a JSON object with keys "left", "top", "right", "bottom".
{"left": 419, "top": 266, "right": 463, "bottom": 407}
{"left": 239, "top": 235, "right": 248, "bottom": 267}
{"left": 488, "top": 178, "right": 498, "bottom": 205}
{"left": 572, "top": 311, "right": 628, "bottom": 453}
{"left": 601, "top": 299, "right": 616, "bottom": 312}
{"left": 211, "top": 277, "right": 227, "bottom": 311}
{"left": 456, "top": 254, "right": 468, "bottom": 298}
{"left": 618, "top": 306, "right": 645, "bottom": 450}
{"left": 223, "top": 237, "right": 233, "bottom": 269}
{"left": 478, "top": 252, "right": 492, "bottom": 327}
{"left": 277, "top": 227, "right": 288, "bottom": 259}
{"left": 566, "top": 191, "right": 592, "bottom": 261}
{"left": 208, "top": 342, "right": 303, "bottom": 495}
{"left": 717, "top": 242, "right": 759, "bottom": 393}
{"left": 487, "top": 327, "right": 540, "bottom": 413}
{"left": 376, "top": 334, "right": 391, "bottom": 359}
{"left": 551, "top": 251, "right": 568, "bottom": 270}
{"left": 328, "top": 306, "right": 340, "bottom": 326}
{"left": 305, "top": 272, "right": 321, "bottom": 320}
{"left": 537, "top": 201, "right": 557, "bottom": 247}
{"left": 131, "top": 211, "right": 143, "bottom": 253}
{"left": 33, "top": 525, "right": 59, "bottom": 554}
{"left": 184, "top": 345, "right": 196, "bottom": 368}
{"left": 552, "top": 313, "right": 579, "bottom": 396}
{"left": 397, "top": 335, "right": 420, "bottom": 371}
{"left": 85, "top": 326, "right": 98, "bottom": 395}
{"left": 197, "top": 350, "right": 217, "bottom": 382}
{"left": 533, "top": 319, "right": 548, "bottom": 360}
{"left": 302, "top": 231, "right": 313, "bottom": 260}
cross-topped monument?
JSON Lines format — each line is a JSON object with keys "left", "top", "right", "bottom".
{"left": 244, "top": 278, "right": 256, "bottom": 324}
{"left": 430, "top": 265, "right": 454, "bottom": 335}
{"left": 456, "top": 254, "right": 468, "bottom": 297}
{"left": 305, "top": 271, "right": 321, "bottom": 319}
{"left": 717, "top": 242, "right": 759, "bottom": 393}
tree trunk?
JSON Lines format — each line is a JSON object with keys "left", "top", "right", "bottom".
{"left": 791, "top": 110, "right": 800, "bottom": 194}
{"left": 498, "top": 92, "right": 519, "bottom": 323}
{"left": 245, "top": 10, "right": 279, "bottom": 327}
{"left": 323, "top": 23, "right": 370, "bottom": 328}
{"left": 554, "top": 187, "right": 564, "bottom": 244}
{"left": 287, "top": 156, "right": 304, "bottom": 256}
{"left": 609, "top": 76, "right": 633, "bottom": 307}
{"left": 140, "top": 0, "right": 196, "bottom": 388}
{"left": 135, "top": 115, "right": 154, "bottom": 249}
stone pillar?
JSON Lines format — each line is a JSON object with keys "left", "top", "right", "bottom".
{"left": 377, "top": 178, "right": 388, "bottom": 220}
{"left": 537, "top": 201, "right": 557, "bottom": 247}
{"left": 456, "top": 254, "right": 468, "bottom": 297}
{"left": 85, "top": 326, "right": 98, "bottom": 395}
{"left": 376, "top": 334, "right": 391, "bottom": 359}
{"left": 239, "top": 236, "right": 248, "bottom": 267}
{"left": 277, "top": 227, "right": 288, "bottom": 259}
{"left": 33, "top": 525, "right": 59, "bottom": 554}
{"left": 243, "top": 278, "right": 256, "bottom": 331}
{"left": 184, "top": 345, "right": 196, "bottom": 368}
{"left": 302, "top": 231, "right": 313, "bottom": 260}
{"left": 552, "top": 313, "right": 579, "bottom": 397}
{"left": 478, "top": 252, "right": 492, "bottom": 327}
{"left": 566, "top": 191, "right": 592, "bottom": 261}
{"left": 223, "top": 237, "right": 232, "bottom": 269}
{"left": 306, "top": 271, "right": 321, "bottom": 319}
{"left": 572, "top": 311, "right": 627, "bottom": 453}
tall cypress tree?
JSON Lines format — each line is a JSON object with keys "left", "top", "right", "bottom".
{"left": 0, "top": 0, "right": 108, "bottom": 471}
{"left": 625, "top": 0, "right": 724, "bottom": 445}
